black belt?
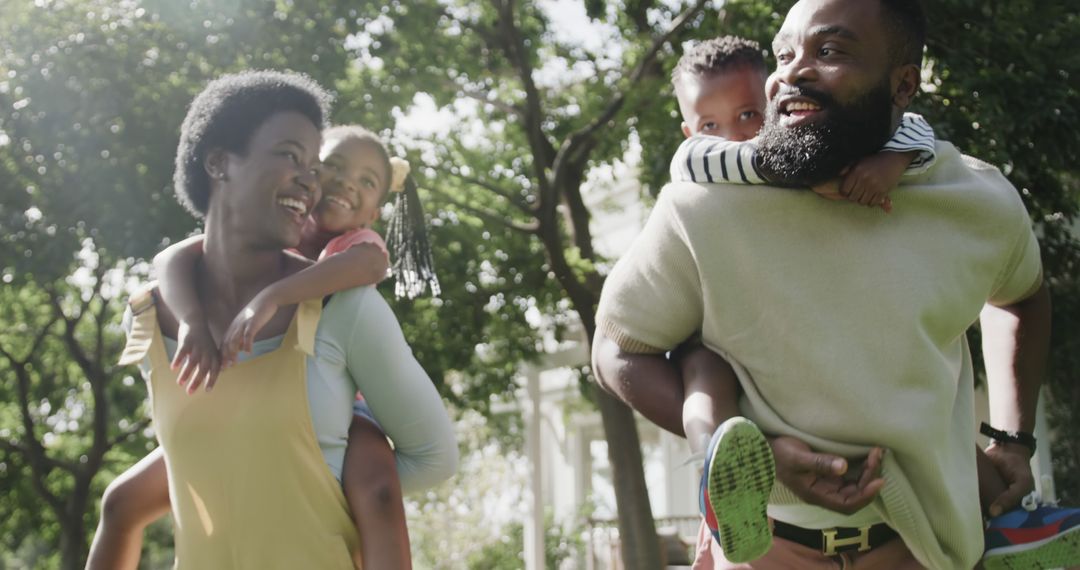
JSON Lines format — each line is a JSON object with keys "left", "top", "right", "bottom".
{"left": 772, "top": 520, "right": 899, "bottom": 556}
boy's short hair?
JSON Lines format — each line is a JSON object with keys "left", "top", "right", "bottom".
{"left": 671, "top": 36, "right": 766, "bottom": 90}
{"left": 174, "top": 70, "right": 333, "bottom": 218}
{"left": 322, "top": 125, "right": 393, "bottom": 200}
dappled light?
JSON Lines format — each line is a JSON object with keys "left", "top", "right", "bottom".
{"left": 1, "top": 1, "right": 1078, "bottom": 568}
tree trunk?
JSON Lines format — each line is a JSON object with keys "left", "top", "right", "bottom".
{"left": 592, "top": 382, "right": 663, "bottom": 569}
{"left": 58, "top": 513, "right": 87, "bottom": 570}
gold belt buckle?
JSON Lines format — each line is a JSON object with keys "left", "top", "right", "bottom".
{"left": 822, "top": 525, "right": 872, "bottom": 556}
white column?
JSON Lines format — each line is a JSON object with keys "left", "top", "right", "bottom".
{"left": 1032, "top": 390, "right": 1057, "bottom": 502}
{"left": 523, "top": 366, "right": 545, "bottom": 570}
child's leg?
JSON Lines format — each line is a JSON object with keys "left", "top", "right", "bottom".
{"left": 343, "top": 413, "right": 411, "bottom": 569}
{"left": 85, "top": 447, "right": 170, "bottom": 570}
{"left": 678, "top": 344, "right": 741, "bottom": 454}
{"left": 677, "top": 343, "right": 773, "bottom": 563}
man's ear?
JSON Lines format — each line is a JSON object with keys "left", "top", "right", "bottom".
{"left": 681, "top": 122, "right": 692, "bottom": 139}
{"left": 204, "top": 148, "right": 229, "bottom": 182}
{"left": 890, "top": 63, "right": 920, "bottom": 109}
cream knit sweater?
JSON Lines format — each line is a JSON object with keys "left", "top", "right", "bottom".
{"left": 596, "top": 142, "right": 1042, "bottom": 569}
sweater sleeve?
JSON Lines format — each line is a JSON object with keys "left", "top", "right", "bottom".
{"left": 670, "top": 135, "right": 767, "bottom": 184}
{"left": 341, "top": 289, "right": 459, "bottom": 493}
{"left": 883, "top": 112, "right": 937, "bottom": 175}
{"left": 988, "top": 204, "right": 1043, "bottom": 306}
{"left": 595, "top": 187, "right": 704, "bottom": 353}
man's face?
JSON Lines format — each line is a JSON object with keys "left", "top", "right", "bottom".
{"left": 675, "top": 65, "right": 767, "bottom": 142}
{"left": 756, "top": 0, "right": 898, "bottom": 186}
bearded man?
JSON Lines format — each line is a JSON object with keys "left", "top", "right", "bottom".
{"left": 592, "top": 0, "right": 1055, "bottom": 568}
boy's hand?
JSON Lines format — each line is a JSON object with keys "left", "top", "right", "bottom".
{"left": 172, "top": 319, "right": 222, "bottom": 394}
{"left": 809, "top": 180, "right": 847, "bottom": 201}
{"left": 221, "top": 291, "right": 281, "bottom": 367}
{"left": 770, "top": 435, "right": 886, "bottom": 515}
{"left": 837, "top": 150, "right": 918, "bottom": 213}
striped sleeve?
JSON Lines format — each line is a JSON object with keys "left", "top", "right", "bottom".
{"left": 669, "top": 134, "right": 766, "bottom": 184}
{"left": 882, "top": 112, "right": 937, "bottom": 175}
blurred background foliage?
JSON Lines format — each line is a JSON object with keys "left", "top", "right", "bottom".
{"left": 0, "top": 0, "right": 1077, "bottom": 568}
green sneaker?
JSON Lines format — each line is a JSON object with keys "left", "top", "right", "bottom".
{"left": 700, "top": 417, "right": 775, "bottom": 563}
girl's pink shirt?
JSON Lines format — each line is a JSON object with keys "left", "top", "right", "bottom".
{"left": 318, "top": 227, "right": 389, "bottom": 261}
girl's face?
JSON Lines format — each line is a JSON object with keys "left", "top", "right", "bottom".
{"left": 311, "top": 137, "right": 389, "bottom": 235}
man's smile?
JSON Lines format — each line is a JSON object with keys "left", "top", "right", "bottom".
{"left": 776, "top": 95, "right": 826, "bottom": 127}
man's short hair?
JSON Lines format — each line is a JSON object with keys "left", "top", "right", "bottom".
{"left": 174, "top": 70, "right": 333, "bottom": 218}
{"left": 671, "top": 36, "right": 766, "bottom": 88}
{"left": 879, "top": 0, "right": 926, "bottom": 67}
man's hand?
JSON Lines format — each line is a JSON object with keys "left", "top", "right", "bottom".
{"left": 172, "top": 318, "right": 221, "bottom": 394}
{"left": 770, "top": 436, "right": 886, "bottom": 515}
{"left": 985, "top": 442, "right": 1036, "bottom": 517}
{"left": 220, "top": 291, "right": 280, "bottom": 368}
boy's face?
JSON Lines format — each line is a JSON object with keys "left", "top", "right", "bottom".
{"left": 676, "top": 65, "right": 767, "bottom": 142}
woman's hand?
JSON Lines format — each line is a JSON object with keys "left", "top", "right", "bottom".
{"left": 770, "top": 435, "right": 886, "bottom": 515}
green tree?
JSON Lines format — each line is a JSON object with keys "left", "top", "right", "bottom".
{"left": 342, "top": 1, "right": 724, "bottom": 566}
{"left": 2, "top": 0, "right": 1078, "bottom": 567}
{"left": 0, "top": 1, "right": 379, "bottom": 567}
{"left": 363, "top": 0, "right": 1080, "bottom": 564}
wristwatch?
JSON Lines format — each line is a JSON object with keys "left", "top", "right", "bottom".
{"left": 980, "top": 422, "right": 1037, "bottom": 457}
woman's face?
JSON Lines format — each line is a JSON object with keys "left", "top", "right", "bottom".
{"left": 212, "top": 111, "right": 321, "bottom": 249}
{"left": 312, "top": 137, "right": 389, "bottom": 235}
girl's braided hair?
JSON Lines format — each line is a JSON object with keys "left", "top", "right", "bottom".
{"left": 385, "top": 158, "right": 440, "bottom": 300}
{"left": 321, "top": 127, "right": 440, "bottom": 299}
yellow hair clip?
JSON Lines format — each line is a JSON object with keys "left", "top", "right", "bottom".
{"left": 389, "top": 157, "right": 410, "bottom": 193}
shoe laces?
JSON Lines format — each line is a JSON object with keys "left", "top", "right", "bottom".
{"left": 1020, "top": 475, "right": 1059, "bottom": 511}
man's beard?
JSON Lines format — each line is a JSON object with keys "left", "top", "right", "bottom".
{"left": 757, "top": 79, "right": 894, "bottom": 187}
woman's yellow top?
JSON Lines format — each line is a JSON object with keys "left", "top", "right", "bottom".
{"left": 121, "top": 291, "right": 361, "bottom": 569}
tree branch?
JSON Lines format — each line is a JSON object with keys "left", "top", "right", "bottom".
{"left": 108, "top": 417, "right": 151, "bottom": 448}
{"left": 557, "top": 0, "right": 708, "bottom": 170}
{"left": 0, "top": 346, "right": 66, "bottom": 513}
{"left": 462, "top": 85, "right": 523, "bottom": 118}
{"left": 438, "top": 167, "right": 536, "bottom": 215}
{"left": 492, "top": 0, "right": 556, "bottom": 193}
{"left": 430, "top": 188, "right": 540, "bottom": 234}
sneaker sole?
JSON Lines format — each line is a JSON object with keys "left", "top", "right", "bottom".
{"left": 983, "top": 523, "right": 1080, "bottom": 570}
{"left": 707, "top": 418, "right": 775, "bottom": 563}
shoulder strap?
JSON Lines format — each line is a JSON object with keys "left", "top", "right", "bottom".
{"left": 294, "top": 298, "right": 322, "bottom": 357}
{"left": 118, "top": 282, "right": 158, "bottom": 366}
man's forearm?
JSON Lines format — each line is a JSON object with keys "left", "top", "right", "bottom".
{"left": 591, "top": 329, "right": 686, "bottom": 436}
{"left": 980, "top": 282, "right": 1051, "bottom": 433}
